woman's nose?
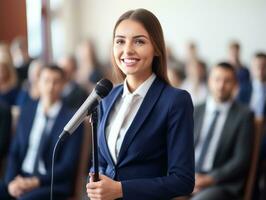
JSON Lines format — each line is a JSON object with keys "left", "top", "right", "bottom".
{"left": 124, "top": 42, "right": 134, "bottom": 55}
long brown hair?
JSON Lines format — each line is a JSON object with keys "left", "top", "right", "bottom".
{"left": 112, "top": 8, "right": 169, "bottom": 84}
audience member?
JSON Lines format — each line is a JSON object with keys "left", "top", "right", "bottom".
{"left": 10, "top": 36, "right": 33, "bottom": 86}
{"left": 0, "top": 65, "right": 83, "bottom": 200}
{"left": 250, "top": 52, "right": 266, "bottom": 119}
{"left": 16, "top": 59, "right": 44, "bottom": 107}
{"left": 58, "top": 55, "right": 88, "bottom": 109}
{"left": 227, "top": 41, "right": 252, "bottom": 104}
{"left": 180, "top": 59, "right": 208, "bottom": 105}
{"left": 75, "top": 39, "right": 103, "bottom": 92}
{"left": 192, "top": 62, "right": 253, "bottom": 200}
{"left": 0, "top": 60, "right": 19, "bottom": 106}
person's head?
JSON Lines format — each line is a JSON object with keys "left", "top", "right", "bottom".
{"left": 0, "top": 60, "right": 17, "bottom": 88}
{"left": 76, "top": 39, "right": 100, "bottom": 69}
{"left": 28, "top": 59, "right": 44, "bottom": 85}
{"left": 38, "top": 64, "right": 65, "bottom": 105}
{"left": 10, "top": 36, "right": 30, "bottom": 67}
{"left": 228, "top": 41, "right": 241, "bottom": 67}
{"left": 251, "top": 52, "right": 266, "bottom": 82}
{"left": 112, "top": 8, "right": 168, "bottom": 83}
{"left": 186, "top": 59, "right": 207, "bottom": 83}
{"left": 58, "top": 55, "right": 77, "bottom": 82}
{"left": 185, "top": 41, "right": 198, "bottom": 61}
{"left": 208, "top": 62, "right": 237, "bottom": 103}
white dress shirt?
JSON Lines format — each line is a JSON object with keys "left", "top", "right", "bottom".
{"left": 22, "top": 100, "right": 62, "bottom": 175}
{"left": 106, "top": 73, "right": 156, "bottom": 163}
{"left": 195, "top": 97, "right": 232, "bottom": 172}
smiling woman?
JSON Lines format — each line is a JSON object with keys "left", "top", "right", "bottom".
{"left": 86, "top": 8, "right": 195, "bottom": 200}
{"left": 113, "top": 19, "right": 155, "bottom": 91}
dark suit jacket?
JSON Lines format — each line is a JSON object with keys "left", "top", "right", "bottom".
{"left": 4, "top": 100, "right": 83, "bottom": 196}
{"left": 96, "top": 78, "right": 195, "bottom": 200}
{"left": 194, "top": 101, "right": 254, "bottom": 197}
{"left": 0, "top": 101, "right": 12, "bottom": 160}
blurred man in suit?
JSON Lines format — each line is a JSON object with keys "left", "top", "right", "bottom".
{"left": 0, "top": 65, "right": 83, "bottom": 200}
{"left": 192, "top": 62, "right": 253, "bottom": 200}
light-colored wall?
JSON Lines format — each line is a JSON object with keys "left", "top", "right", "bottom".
{"left": 62, "top": 0, "right": 266, "bottom": 67}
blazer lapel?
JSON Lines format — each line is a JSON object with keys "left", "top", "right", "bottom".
{"left": 99, "top": 86, "right": 123, "bottom": 166}
{"left": 117, "top": 78, "right": 165, "bottom": 164}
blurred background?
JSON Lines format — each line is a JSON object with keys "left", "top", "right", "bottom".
{"left": 0, "top": 0, "right": 266, "bottom": 200}
{"left": 1, "top": 0, "right": 266, "bottom": 65}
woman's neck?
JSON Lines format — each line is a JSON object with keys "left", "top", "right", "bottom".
{"left": 126, "top": 73, "right": 152, "bottom": 92}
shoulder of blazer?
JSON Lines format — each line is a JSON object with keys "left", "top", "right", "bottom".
{"left": 229, "top": 101, "right": 253, "bottom": 119}
{"left": 161, "top": 83, "right": 193, "bottom": 104}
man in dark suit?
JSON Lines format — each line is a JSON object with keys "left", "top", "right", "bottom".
{"left": 0, "top": 65, "right": 83, "bottom": 200}
{"left": 192, "top": 62, "right": 253, "bottom": 200}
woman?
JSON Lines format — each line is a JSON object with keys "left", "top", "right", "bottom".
{"left": 86, "top": 8, "right": 195, "bottom": 200}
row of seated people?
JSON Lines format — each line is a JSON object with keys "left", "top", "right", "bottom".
{"left": 0, "top": 40, "right": 265, "bottom": 199}
{"left": 0, "top": 62, "right": 265, "bottom": 200}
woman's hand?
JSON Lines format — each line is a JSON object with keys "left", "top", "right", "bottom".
{"left": 86, "top": 174, "right": 123, "bottom": 200}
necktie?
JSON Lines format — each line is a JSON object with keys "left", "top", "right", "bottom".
{"left": 107, "top": 94, "right": 137, "bottom": 163}
{"left": 33, "top": 115, "right": 50, "bottom": 175}
{"left": 196, "top": 110, "right": 220, "bottom": 173}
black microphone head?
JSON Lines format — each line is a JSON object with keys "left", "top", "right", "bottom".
{"left": 95, "top": 79, "right": 113, "bottom": 98}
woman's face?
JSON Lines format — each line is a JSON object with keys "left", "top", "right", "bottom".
{"left": 113, "top": 19, "right": 155, "bottom": 81}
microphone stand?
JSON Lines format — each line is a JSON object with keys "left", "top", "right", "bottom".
{"left": 89, "top": 108, "right": 100, "bottom": 182}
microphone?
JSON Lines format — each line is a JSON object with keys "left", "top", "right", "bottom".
{"left": 59, "top": 79, "right": 113, "bottom": 139}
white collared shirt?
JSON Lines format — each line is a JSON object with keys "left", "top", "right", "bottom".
{"left": 106, "top": 73, "right": 156, "bottom": 162}
{"left": 22, "top": 100, "right": 62, "bottom": 174}
{"left": 195, "top": 96, "right": 232, "bottom": 172}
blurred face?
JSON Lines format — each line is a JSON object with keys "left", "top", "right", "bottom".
{"left": 208, "top": 66, "right": 236, "bottom": 102}
{"left": 28, "top": 63, "right": 42, "bottom": 84}
{"left": 39, "top": 69, "right": 64, "bottom": 104}
{"left": 251, "top": 57, "right": 266, "bottom": 82}
{"left": 228, "top": 46, "right": 240, "bottom": 65}
{"left": 58, "top": 57, "right": 75, "bottom": 81}
{"left": 113, "top": 19, "right": 155, "bottom": 81}
{"left": 187, "top": 61, "right": 205, "bottom": 82}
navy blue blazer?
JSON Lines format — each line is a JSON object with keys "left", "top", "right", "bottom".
{"left": 97, "top": 78, "right": 195, "bottom": 200}
{"left": 4, "top": 100, "right": 83, "bottom": 196}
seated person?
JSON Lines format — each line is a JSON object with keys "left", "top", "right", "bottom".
{"left": 249, "top": 52, "right": 266, "bottom": 120}
{"left": 192, "top": 62, "right": 253, "bottom": 200}
{"left": 57, "top": 55, "right": 88, "bottom": 109}
{"left": 0, "top": 65, "right": 83, "bottom": 200}
{"left": 16, "top": 59, "right": 44, "bottom": 107}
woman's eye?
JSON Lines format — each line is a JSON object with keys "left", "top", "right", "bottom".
{"left": 135, "top": 39, "right": 145, "bottom": 45}
{"left": 115, "top": 39, "right": 124, "bottom": 45}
